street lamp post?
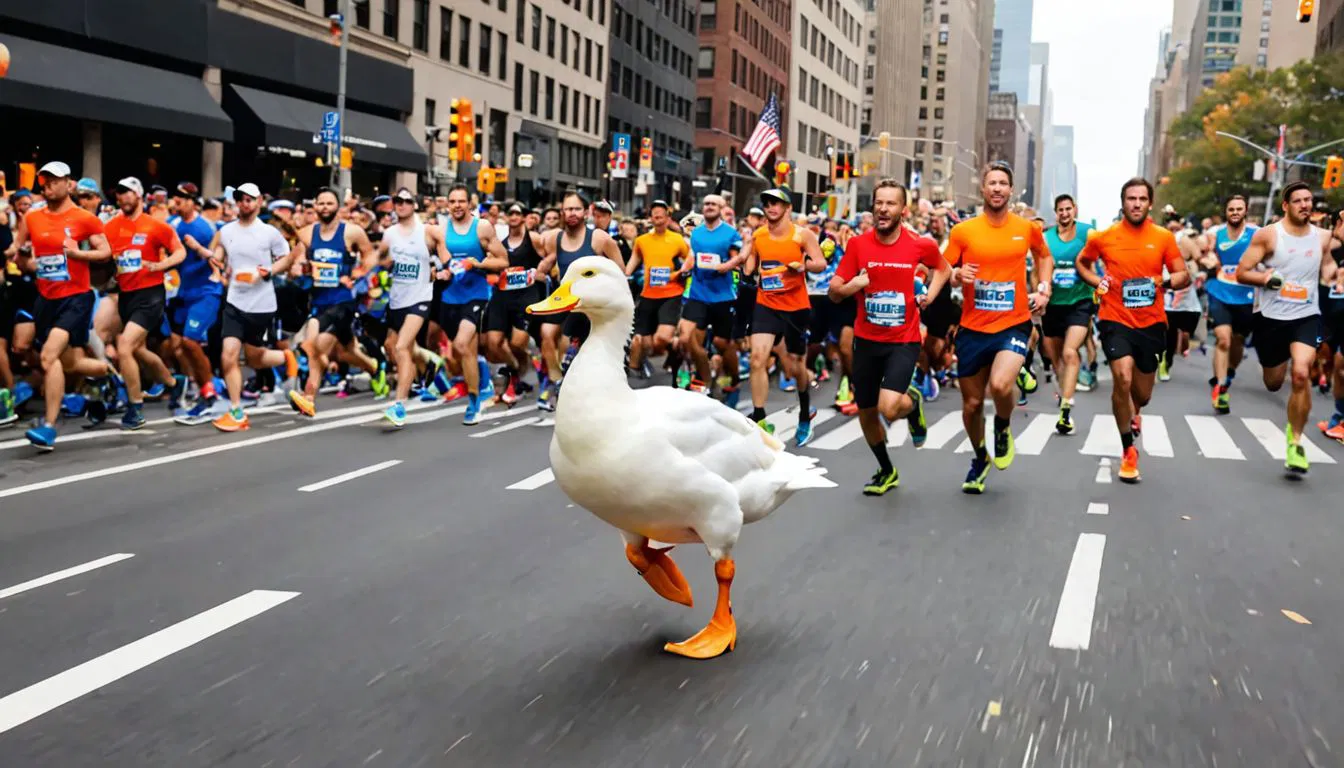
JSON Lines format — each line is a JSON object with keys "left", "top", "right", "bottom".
{"left": 1214, "top": 130, "right": 1344, "bottom": 220}
{"left": 332, "top": 0, "right": 352, "bottom": 196}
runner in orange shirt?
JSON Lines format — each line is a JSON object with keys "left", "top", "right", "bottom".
{"left": 942, "top": 162, "right": 1052, "bottom": 493}
{"left": 1076, "top": 177, "right": 1189, "bottom": 484}
{"left": 740, "top": 188, "right": 827, "bottom": 447}
{"left": 11, "top": 161, "right": 115, "bottom": 451}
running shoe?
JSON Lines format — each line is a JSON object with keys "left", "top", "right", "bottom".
{"left": 120, "top": 405, "right": 147, "bottom": 431}
{"left": 1056, "top": 404, "right": 1075, "bottom": 435}
{"left": 383, "top": 401, "right": 407, "bottom": 428}
{"left": 863, "top": 468, "right": 900, "bottom": 496}
{"left": 288, "top": 390, "right": 317, "bottom": 417}
{"left": 1118, "top": 445, "right": 1141, "bottom": 483}
{"left": 463, "top": 393, "right": 482, "bottom": 425}
{"left": 993, "top": 423, "right": 1015, "bottom": 470}
{"left": 212, "top": 406, "right": 250, "bottom": 432}
{"left": 26, "top": 422, "right": 57, "bottom": 452}
{"left": 794, "top": 407, "right": 818, "bottom": 447}
{"left": 1157, "top": 358, "right": 1170, "bottom": 382}
{"left": 907, "top": 385, "right": 927, "bottom": 447}
{"left": 962, "top": 454, "right": 990, "bottom": 494}
{"left": 1285, "top": 425, "right": 1309, "bottom": 474}
{"left": 370, "top": 365, "right": 391, "bottom": 399}
{"left": 0, "top": 388, "right": 15, "bottom": 426}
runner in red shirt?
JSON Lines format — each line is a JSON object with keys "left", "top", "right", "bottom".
{"left": 831, "top": 180, "right": 951, "bottom": 495}
{"left": 104, "top": 177, "right": 186, "bottom": 430}
{"left": 10, "top": 161, "right": 114, "bottom": 451}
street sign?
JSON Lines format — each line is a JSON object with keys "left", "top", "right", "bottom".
{"left": 610, "top": 133, "right": 631, "bottom": 179}
{"left": 320, "top": 111, "right": 341, "bottom": 144}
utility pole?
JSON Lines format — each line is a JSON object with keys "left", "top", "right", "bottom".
{"left": 1214, "top": 130, "right": 1344, "bottom": 221}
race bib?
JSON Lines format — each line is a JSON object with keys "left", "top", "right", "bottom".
{"left": 117, "top": 249, "right": 143, "bottom": 274}
{"left": 1218, "top": 264, "right": 1239, "bottom": 283}
{"left": 864, "top": 290, "right": 907, "bottom": 327}
{"left": 760, "top": 272, "right": 786, "bottom": 292}
{"left": 1279, "top": 281, "right": 1311, "bottom": 303}
{"left": 312, "top": 260, "right": 340, "bottom": 288}
{"left": 1122, "top": 277, "right": 1156, "bottom": 308}
{"left": 36, "top": 254, "right": 70, "bottom": 282}
{"left": 164, "top": 269, "right": 181, "bottom": 299}
{"left": 1052, "top": 267, "right": 1077, "bottom": 289}
{"left": 1329, "top": 283, "right": 1344, "bottom": 300}
{"left": 648, "top": 266, "right": 671, "bottom": 287}
{"left": 973, "top": 280, "right": 1015, "bottom": 312}
{"left": 392, "top": 255, "right": 421, "bottom": 282}
{"left": 696, "top": 251, "right": 721, "bottom": 269}
{"left": 449, "top": 257, "right": 468, "bottom": 277}
{"left": 502, "top": 266, "right": 534, "bottom": 290}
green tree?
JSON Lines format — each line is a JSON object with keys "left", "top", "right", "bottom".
{"left": 1160, "top": 54, "right": 1344, "bottom": 218}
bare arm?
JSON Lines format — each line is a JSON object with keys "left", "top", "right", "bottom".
{"left": 800, "top": 229, "right": 826, "bottom": 273}
{"left": 596, "top": 230, "right": 626, "bottom": 271}
{"left": 1234, "top": 227, "right": 1277, "bottom": 287}
{"left": 66, "top": 232, "right": 112, "bottom": 263}
{"left": 474, "top": 220, "right": 509, "bottom": 271}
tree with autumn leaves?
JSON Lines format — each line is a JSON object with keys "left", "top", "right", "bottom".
{"left": 1160, "top": 53, "right": 1344, "bottom": 217}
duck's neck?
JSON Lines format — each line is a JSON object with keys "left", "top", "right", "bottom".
{"left": 560, "top": 308, "right": 637, "bottom": 407}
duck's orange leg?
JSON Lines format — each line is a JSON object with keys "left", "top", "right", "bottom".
{"left": 664, "top": 559, "right": 736, "bottom": 659}
{"left": 626, "top": 542, "right": 693, "bottom": 607}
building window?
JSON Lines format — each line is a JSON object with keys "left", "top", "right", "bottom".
{"left": 595, "top": 44, "right": 603, "bottom": 80}
{"left": 412, "top": 0, "right": 428, "bottom": 51}
{"left": 545, "top": 76, "right": 555, "bottom": 120}
{"left": 585, "top": 39, "right": 593, "bottom": 76}
{"left": 514, "top": 63, "right": 524, "bottom": 110}
{"left": 426, "top": 98, "right": 436, "bottom": 129}
{"left": 584, "top": 94, "right": 592, "bottom": 133}
{"left": 530, "top": 69, "right": 540, "bottom": 115}
{"left": 354, "top": 0, "right": 369, "bottom": 28}
{"left": 439, "top": 8, "right": 453, "bottom": 60}
{"left": 546, "top": 17, "right": 556, "bottom": 57}
{"left": 560, "top": 24, "right": 569, "bottom": 64}
{"left": 384, "top": 0, "right": 400, "bottom": 39}
{"left": 498, "top": 31, "right": 508, "bottom": 79}
{"left": 515, "top": 0, "right": 525, "bottom": 41}
{"left": 700, "top": 0, "right": 716, "bottom": 29}
{"left": 459, "top": 17, "right": 472, "bottom": 68}
{"left": 697, "top": 46, "right": 715, "bottom": 77}
{"left": 598, "top": 0, "right": 605, "bottom": 25}
{"left": 531, "top": 5, "right": 541, "bottom": 50}
{"left": 498, "top": 0, "right": 506, "bottom": 9}
{"left": 560, "top": 84, "right": 570, "bottom": 124}
{"left": 479, "top": 23, "right": 492, "bottom": 75}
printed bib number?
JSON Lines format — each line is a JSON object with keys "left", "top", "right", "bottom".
{"left": 760, "top": 272, "right": 786, "bottom": 292}
{"left": 392, "top": 256, "right": 421, "bottom": 282}
{"left": 164, "top": 269, "right": 181, "bottom": 299}
{"left": 449, "top": 257, "right": 468, "bottom": 277}
{"left": 1329, "top": 283, "right": 1344, "bottom": 300}
{"left": 1218, "top": 264, "right": 1239, "bottom": 283}
{"left": 648, "top": 266, "right": 671, "bottom": 287}
{"left": 1122, "top": 277, "right": 1157, "bottom": 308}
{"left": 312, "top": 260, "right": 340, "bottom": 288}
{"left": 1278, "top": 281, "right": 1310, "bottom": 303}
{"left": 117, "top": 250, "right": 143, "bottom": 274}
{"left": 864, "top": 291, "right": 907, "bottom": 327}
{"left": 36, "top": 254, "right": 70, "bottom": 282}
{"left": 696, "top": 251, "right": 721, "bottom": 269}
{"left": 973, "top": 280, "right": 1015, "bottom": 312}
{"left": 1052, "top": 267, "right": 1077, "bottom": 288}
{"left": 502, "top": 266, "right": 534, "bottom": 290}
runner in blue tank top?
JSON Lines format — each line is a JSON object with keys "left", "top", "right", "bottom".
{"left": 531, "top": 190, "right": 626, "bottom": 416}
{"left": 679, "top": 194, "right": 744, "bottom": 403}
{"left": 1197, "top": 194, "right": 1258, "bottom": 413}
{"left": 287, "top": 188, "right": 381, "bottom": 418}
{"left": 432, "top": 184, "right": 508, "bottom": 425}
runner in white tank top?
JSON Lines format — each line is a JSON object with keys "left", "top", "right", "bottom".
{"left": 1234, "top": 182, "right": 1343, "bottom": 474}
{"left": 375, "top": 189, "right": 449, "bottom": 427}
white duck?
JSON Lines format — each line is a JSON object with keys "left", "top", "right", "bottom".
{"left": 526, "top": 256, "right": 836, "bottom": 659}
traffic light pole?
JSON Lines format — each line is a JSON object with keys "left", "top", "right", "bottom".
{"left": 1214, "top": 131, "right": 1344, "bottom": 220}
{"left": 333, "top": 0, "right": 352, "bottom": 196}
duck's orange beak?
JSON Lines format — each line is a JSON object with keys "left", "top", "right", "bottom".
{"left": 526, "top": 281, "right": 580, "bottom": 315}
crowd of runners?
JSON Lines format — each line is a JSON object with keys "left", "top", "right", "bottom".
{"left": 1, "top": 159, "right": 1342, "bottom": 493}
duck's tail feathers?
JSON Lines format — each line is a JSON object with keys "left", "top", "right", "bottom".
{"left": 778, "top": 452, "right": 839, "bottom": 490}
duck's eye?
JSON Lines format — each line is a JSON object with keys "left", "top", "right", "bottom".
{"left": 581, "top": 269, "right": 597, "bottom": 277}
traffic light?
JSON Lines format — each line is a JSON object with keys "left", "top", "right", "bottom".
{"left": 340, "top": 147, "right": 354, "bottom": 169}
{"left": 328, "top": 13, "right": 343, "bottom": 42}
{"left": 1299, "top": 0, "right": 1315, "bottom": 22}
{"left": 449, "top": 99, "right": 475, "bottom": 161}
{"left": 477, "top": 167, "right": 496, "bottom": 196}
{"left": 833, "top": 152, "right": 855, "bottom": 182}
{"left": 1324, "top": 155, "right": 1342, "bottom": 189}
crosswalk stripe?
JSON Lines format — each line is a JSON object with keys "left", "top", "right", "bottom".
{"left": 886, "top": 418, "right": 910, "bottom": 448}
{"left": 1184, "top": 415, "right": 1245, "bottom": 459}
{"left": 1241, "top": 418, "right": 1337, "bottom": 464}
{"left": 1141, "top": 415, "right": 1174, "bottom": 458}
{"left": 954, "top": 415, "right": 993, "bottom": 453}
{"left": 779, "top": 408, "right": 836, "bottom": 442}
{"left": 507, "top": 468, "right": 554, "bottom": 490}
{"left": 0, "top": 590, "right": 299, "bottom": 736}
{"left": 1079, "top": 415, "right": 1121, "bottom": 457}
{"left": 0, "top": 554, "right": 135, "bottom": 601}
{"left": 811, "top": 418, "right": 864, "bottom": 450}
{"left": 1014, "top": 413, "right": 1057, "bottom": 455}
{"left": 923, "top": 412, "right": 965, "bottom": 450}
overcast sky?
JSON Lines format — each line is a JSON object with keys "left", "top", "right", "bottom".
{"left": 1031, "top": 0, "right": 1171, "bottom": 223}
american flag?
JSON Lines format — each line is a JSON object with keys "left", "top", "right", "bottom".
{"left": 742, "top": 93, "right": 782, "bottom": 170}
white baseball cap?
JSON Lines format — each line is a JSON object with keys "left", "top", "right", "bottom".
{"left": 115, "top": 177, "right": 144, "bottom": 197}
{"left": 37, "top": 161, "right": 72, "bottom": 180}
{"left": 232, "top": 182, "right": 262, "bottom": 201}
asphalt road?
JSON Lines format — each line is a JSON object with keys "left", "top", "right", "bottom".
{"left": 0, "top": 351, "right": 1340, "bottom": 767}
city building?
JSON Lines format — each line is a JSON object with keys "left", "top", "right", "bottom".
{"left": 0, "top": 0, "right": 422, "bottom": 199}
{"left": 695, "top": 0, "right": 791, "bottom": 209}
{"left": 989, "top": 29, "right": 1003, "bottom": 93}
{"left": 1024, "top": 42, "right": 1051, "bottom": 208}
{"left": 985, "top": 92, "right": 1029, "bottom": 201}
{"left": 1264, "top": 0, "right": 1317, "bottom": 70}
{"left": 232, "top": 0, "right": 610, "bottom": 204}
{"left": 788, "top": 0, "right": 865, "bottom": 210}
{"left": 607, "top": 0, "right": 698, "bottom": 211}
{"left": 914, "top": 0, "right": 995, "bottom": 206}
{"left": 1318, "top": 0, "right": 1344, "bottom": 54}
{"left": 991, "top": 0, "right": 1033, "bottom": 102}
{"left": 863, "top": 0, "right": 922, "bottom": 182}
{"left": 1048, "top": 125, "right": 1077, "bottom": 202}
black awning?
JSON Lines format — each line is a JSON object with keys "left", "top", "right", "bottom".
{"left": 227, "top": 85, "right": 427, "bottom": 171}
{"left": 0, "top": 34, "right": 232, "bottom": 142}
